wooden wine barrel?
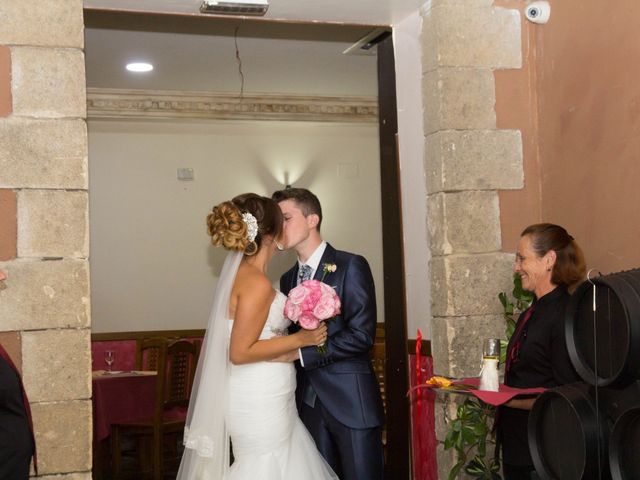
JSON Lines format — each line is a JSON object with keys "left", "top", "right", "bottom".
{"left": 528, "top": 383, "right": 610, "bottom": 480}
{"left": 566, "top": 269, "right": 640, "bottom": 387}
{"left": 609, "top": 407, "right": 640, "bottom": 480}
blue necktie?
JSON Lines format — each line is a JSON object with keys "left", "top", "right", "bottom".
{"left": 298, "top": 264, "right": 312, "bottom": 285}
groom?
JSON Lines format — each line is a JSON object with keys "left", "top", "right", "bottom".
{"left": 272, "top": 188, "right": 385, "bottom": 480}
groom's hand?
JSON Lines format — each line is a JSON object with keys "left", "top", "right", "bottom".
{"left": 269, "top": 350, "right": 300, "bottom": 363}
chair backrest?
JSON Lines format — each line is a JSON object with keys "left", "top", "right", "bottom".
{"left": 136, "top": 337, "right": 167, "bottom": 372}
{"left": 136, "top": 337, "right": 198, "bottom": 423}
{"left": 164, "top": 340, "right": 198, "bottom": 410}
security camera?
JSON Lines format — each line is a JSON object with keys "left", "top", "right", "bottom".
{"left": 525, "top": 1, "right": 551, "bottom": 24}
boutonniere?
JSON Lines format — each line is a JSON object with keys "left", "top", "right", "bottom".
{"left": 320, "top": 263, "right": 337, "bottom": 282}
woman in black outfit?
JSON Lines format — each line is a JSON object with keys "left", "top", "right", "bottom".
{"left": 0, "top": 270, "right": 36, "bottom": 480}
{"left": 499, "top": 224, "right": 585, "bottom": 480}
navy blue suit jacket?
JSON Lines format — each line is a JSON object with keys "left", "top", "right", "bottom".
{"left": 281, "top": 243, "right": 385, "bottom": 429}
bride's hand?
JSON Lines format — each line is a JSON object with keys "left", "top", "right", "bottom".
{"left": 296, "top": 323, "right": 328, "bottom": 347}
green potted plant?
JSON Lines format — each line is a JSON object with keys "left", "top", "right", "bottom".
{"left": 443, "top": 274, "right": 534, "bottom": 479}
{"left": 443, "top": 397, "right": 500, "bottom": 479}
{"left": 498, "top": 274, "right": 534, "bottom": 364}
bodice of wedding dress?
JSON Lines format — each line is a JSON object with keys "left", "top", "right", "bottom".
{"left": 226, "top": 290, "right": 297, "bottom": 458}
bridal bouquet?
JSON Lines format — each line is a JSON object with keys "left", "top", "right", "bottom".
{"left": 284, "top": 264, "right": 341, "bottom": 353}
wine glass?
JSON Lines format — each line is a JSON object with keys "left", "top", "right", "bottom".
{"left": 104, "top": 350, "right": 115, "bottom": 372}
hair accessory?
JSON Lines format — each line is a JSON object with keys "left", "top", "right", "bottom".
{"left": 241, "top": 212, "right": 259, "bottom": 242}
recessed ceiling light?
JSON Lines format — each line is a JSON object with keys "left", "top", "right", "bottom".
{"left": 126, "top": 62, "right": 153, "bottom": 73}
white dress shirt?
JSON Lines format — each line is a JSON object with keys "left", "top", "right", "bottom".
{"left": 298, "top": 241, "right": 327, "bottom": 281}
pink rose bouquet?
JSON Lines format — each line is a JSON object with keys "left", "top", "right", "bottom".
{"left": 285, "top": 269, "right": 341, "bottom": 353}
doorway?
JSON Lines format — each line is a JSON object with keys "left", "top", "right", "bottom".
{"left": 84, "top": 8, "right": 409, "bottom": 477}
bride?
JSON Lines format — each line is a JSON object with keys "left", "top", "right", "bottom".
{"left": 177, "top": 193, "right": 338, "bottom": 480}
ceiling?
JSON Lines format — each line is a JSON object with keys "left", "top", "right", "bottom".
{"left": 84, "top": 0, "right": 424, "bottom": 96}
{"left": 84, "top": 0, "right": 426, "bottom": 26}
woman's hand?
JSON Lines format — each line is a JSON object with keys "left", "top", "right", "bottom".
{"left": 295, "top": 323, "right": 328, "bottom": 347}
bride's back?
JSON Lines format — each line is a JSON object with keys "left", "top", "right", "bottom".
{"left": 228, "top": 261, "right": 275, "bottom": 321}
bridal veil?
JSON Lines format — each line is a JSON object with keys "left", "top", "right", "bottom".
{"left": 177, "top": 251, "right": 243, "bottom": 480}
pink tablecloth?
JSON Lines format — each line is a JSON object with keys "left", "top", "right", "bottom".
{"left": 454, "top": 378, "right": 546, "bottom": 406}
{"left": 409, "top": 377, "right": 546, "bottom": 406}
{"left": 92, "top": 372, "right": 157, "bottom": 442}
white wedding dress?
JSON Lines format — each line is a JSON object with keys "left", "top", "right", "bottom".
{"left": 177, "top": 252, "right": 337, "bottom": 480}
{"left": 226, "top": 291, "right": 338, "bottom": 479}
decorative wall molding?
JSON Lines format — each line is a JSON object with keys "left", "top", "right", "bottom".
{"left": 87, "top": 88, "right": 378, "bottom": 123}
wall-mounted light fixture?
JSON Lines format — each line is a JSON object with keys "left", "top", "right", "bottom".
{"left": 126, "top": 62, "right": 153, "bottom": 73}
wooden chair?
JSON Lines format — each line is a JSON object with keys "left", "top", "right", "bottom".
{"left": 134, "top": 337, "right": 163, "bottom": 372}
{"left": 112, "top": 338, "right": 198, "bottom": 479}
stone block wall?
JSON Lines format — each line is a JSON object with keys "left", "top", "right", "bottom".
{"left": 421, "top": 1, "right": 524, "bottom": 476}
{"left": 0, "top": 0, "right": 91, "bottom": 477}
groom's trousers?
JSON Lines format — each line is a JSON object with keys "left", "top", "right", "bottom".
{"left": 300, "top": 399, "right": 384, "bottom": 480}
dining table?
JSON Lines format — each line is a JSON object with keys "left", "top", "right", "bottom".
{"left": 92, "top": 370, "right": 157, "bottom": 442}
{"left": 92, "top": 370, "right": 157, "bottom": 477}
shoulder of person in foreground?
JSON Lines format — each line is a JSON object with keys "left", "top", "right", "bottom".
{"left": 229, "top": 271, "right": 276, "bottom": 364}
{"left": 234, "top": 268, "right": 274, "bottom": 313}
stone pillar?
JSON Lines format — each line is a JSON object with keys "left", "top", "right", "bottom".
{"left": 0, "top": 1, "right": 91, "bottom": 478}
{"left": 421, "top": 1, "right": 524, "bottom": 476}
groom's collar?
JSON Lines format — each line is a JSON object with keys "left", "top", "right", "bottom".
{"left": 298, "top": 241, "right": 327, "bottom": 275}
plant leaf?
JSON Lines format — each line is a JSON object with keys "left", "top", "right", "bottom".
{"left": 444, "top": 433, "right": 456, "bottom": 450}
{"left": 450, "top": 419, "right": 462, "bottom": 432}
{"left": 498, "top": 292, "right": 508, "bottom": 308}
{"left": 461, "top": 426, "right": 476, "bottom": 445}
{"left": 449, "top": 461, "right": 465, "bottom": 480}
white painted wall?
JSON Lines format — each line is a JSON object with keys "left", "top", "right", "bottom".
{"left": 393, "top": 9, "right": 431, "bottom": 340}
{"left": 88, "top": 118, "right": 384, "bottom": 332}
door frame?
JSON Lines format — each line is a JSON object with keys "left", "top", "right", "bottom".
{"left": 376, "top": 35, "right": 411, "bottom": 479}
{"left": 84, "top": 9, "right": 412, "bottom": 477}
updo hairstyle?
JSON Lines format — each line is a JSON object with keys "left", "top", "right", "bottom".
{"left": 521, "top": 223, "right": 586, "bottom": 290}
{"left": 207, "top": 193, "right": 283, "bottom": 256}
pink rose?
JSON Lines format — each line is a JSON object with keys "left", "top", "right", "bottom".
{"left": 313, "top": 286, "right": 341, "bottom": 320}
{"left": 284, "top": 302, "right": 301, "bottom": 322}
{"left": 287, "top": 284, "right": 308, "bottom": 305}
{"left": 313, "top": 301, "right": 335, "bottom": 320}
{"left": 300, "top": 284, "right": 322, "bottom": 311}
{"left": 298, "top": 312, "right": 320, "bottom": 330}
